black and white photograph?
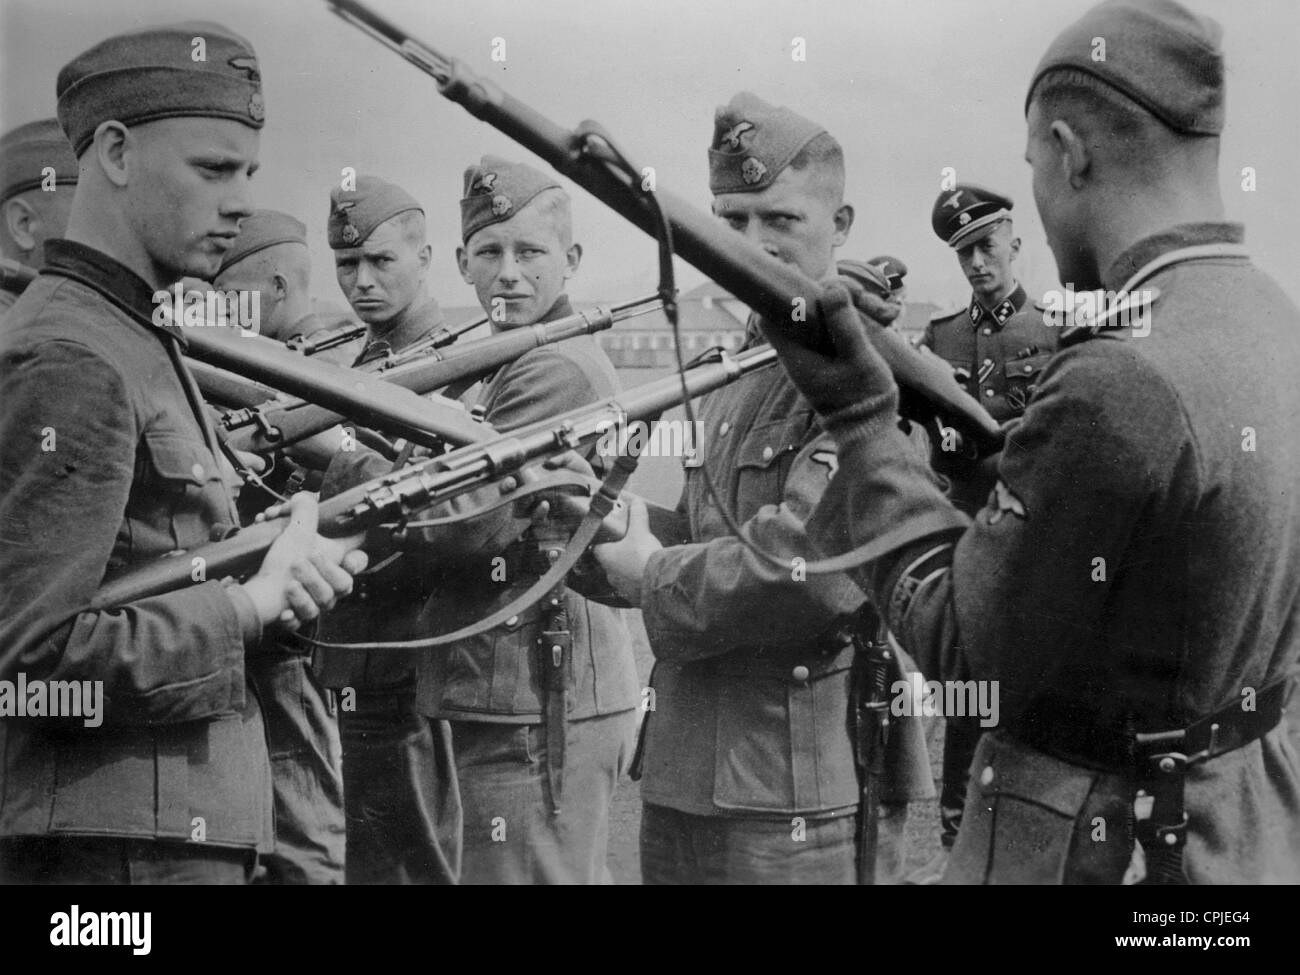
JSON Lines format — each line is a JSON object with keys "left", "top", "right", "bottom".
{"left": 0, "top": 0, "right": 1297, "bottom": 930}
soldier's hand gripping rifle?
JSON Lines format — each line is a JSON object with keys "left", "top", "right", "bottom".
{"left": 213, "top": 294, "right": 662, "bottom": 455}
{"left": 90, "top": 345, "right": 779, "bottom": 626}
{"left": 324, "top": 0, "right": 1003, "bottom": 459}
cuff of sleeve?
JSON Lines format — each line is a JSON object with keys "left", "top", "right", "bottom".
{"left": 223, "top": 581, "right": 264, "bottom": 650}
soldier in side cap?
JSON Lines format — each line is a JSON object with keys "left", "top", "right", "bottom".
{"left": 587, "top": 92, "right": 932, "bottom": 884}
{"left": 866, "top": 255, "right": 909, "bottom": 308}
{"left": 760, "top": 0, "right": 1300, "bottom": 884}
{"left": 214, "top": 208, "right": 363, "bottom": 366}
{"left": 0, "top": 119, "right": 77, "bottom": 315}
{"left": 285, "top": 175, "right": 465, "bottom": 885}
{"left": 0, "top": 22, "right": 366, "bottom": 885}
{"left": 327, "top": 175, "right": 448, "bottom": 365}
{"left": 912, "top": 184, "right": 1060, "bottom": 882}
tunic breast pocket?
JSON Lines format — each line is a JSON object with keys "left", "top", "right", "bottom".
{"left": 732, "top": 416, "right": 809, "bottom": 521}
{"left": 1003, "top": 352, "right": 1053, "bottom": 413}
{"left": 137, "top": 431, "right": 231, "bottom": 554}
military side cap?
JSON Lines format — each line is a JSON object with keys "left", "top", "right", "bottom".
{"left": 931, "top": 184, "right": 1013, "bottom": 249}
{"left": 1026, "top": 0, "right": 1224, "bottom": 136}
{"left": 57, "top": 22, "right": 265, "bottom": 157}
{"left": 866, "top": 255, "right": 908, "bottom": 291}
{"left": 328, "top": 176, "right": 423, "bottom": 249}
{"left": 460, "top": 155, "right": 560, "bottom": 243}
{"left": 217, "top": 209, "right": 306, "bottom": 276}
{"left": 836, "top": 259, "right": 891, "bottom": 298}
{"left": 0, "top": 119, "right": 78, "bottom": 203}
{"left": 708, "top": 92, "right": 826, "bottom": 194}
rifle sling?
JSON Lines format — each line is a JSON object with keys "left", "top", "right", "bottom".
{"left": 290, "top": 461, "right": 634, "bottom": 651}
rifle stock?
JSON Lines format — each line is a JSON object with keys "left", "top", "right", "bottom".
{"left": 91, "top": 345, "right": 776, "bottom": 609}
{"left": 325, "top": 0, "right": 1003, "bottom": 456}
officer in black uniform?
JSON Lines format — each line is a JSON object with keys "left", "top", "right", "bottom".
{"left": 911, "top": 185, "right": 1059, "bottom": 882}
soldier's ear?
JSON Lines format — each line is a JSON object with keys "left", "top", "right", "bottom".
{"left": 1050, "top": 119, "right": 1091, "bottom": 189}
{"left": 272, "top": 272, "right": 288, "bottom": 301}
{"left": 92, "top": 121, "right": 131, "bottom": 188}
{"left": 564, "top": 242, "right": 582, "bottom": 279}
{"left": 2, "top": 197, "right": 37, "bottom": 252}
{"left": 832, "top": 203, "right": 854, "bottom": 247}
{"left": 417, "top": 241, "right": 432, "bottom": 274}
{"left": 455, "top": 245, "right": 472, "bottom": 284}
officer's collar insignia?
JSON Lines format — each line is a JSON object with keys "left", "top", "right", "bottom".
{"left": 474, "top": 172, "right": 498, "bottom": 193}
{"left": 968, "top": 299, "right": 982, "bottom": 325}
{"left": 228, "top": 55, "right": 262, "bottom": 82}
{"left": 491, "top": 194, "right": 513, "bottom": 216}
{"left": 247, "top": 91, "right": 265, "bottom": 123}
{"left": 720, "top": 121, "right": 755, "bottom": 151}
{"left": 741, "top": 157, "right": 768, "bottom": 185}
{"left": 987, "top": 479, "right": 1027, "bottom": 525}
{"left": 810, "top": 449, "right": 839, "bottom": 481}
{"left": 992, "top": 298, "right": 1015, "bottom": 324}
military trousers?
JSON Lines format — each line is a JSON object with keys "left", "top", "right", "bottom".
{"left": 338, "top": 687, "right": 462, "bottom": 884}
{"left": 640, "top": 804, "right": 858, "bottom": 884}
{"left": 248, "top": 651, "right": 346, "bottom": 884}
{"left": 452, "top": 708, "right": 637, "bottom": 884}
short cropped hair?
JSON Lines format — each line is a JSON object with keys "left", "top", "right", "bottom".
{"left": 787, "top": 131, "right": 845, "bottom": 204}
{"left": 1030, "top": 68, "right": 1163, "bottom": 146}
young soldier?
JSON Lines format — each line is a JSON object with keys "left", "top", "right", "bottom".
{"left": 422, "top": 156, "right": 638, "bottom": 883}
{"left": 590, "top": 93, "right": 930, "bottom": 884}
{"left": 310, "top": 176, "right": 463, "bottom": 884}
{"left": 0, "top": 119, "right": 77, "bottom": 315}
{"left": 765, "top": 0, "right": 1300, "bottom": 884}
{"left": 0, "top": 22, "right": 365, "bottom": 885}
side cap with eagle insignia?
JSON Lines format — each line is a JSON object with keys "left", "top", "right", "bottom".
{"left": 56, "top": 21, "right": 265, "bottom": 157}
{"left": 328, "top": 176, "right": 423, "bottom": 250}
{"left": 708, "top": 92, "right": 827, "bottom": 195}
{"left": 460, "top": 155, "right": 561, "bottom": 244}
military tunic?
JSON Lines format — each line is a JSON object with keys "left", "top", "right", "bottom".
{"left": 638, "top": 332, "right": 871, "bottom": 821}
{"left": 0, "top": 240, "right": 272, "bottom": 853}
{"left": 808, "top": 223, "right": 1300, "bottom": 883}
{"left": 920, "top": 284, "right": 1058, "bottom": 424}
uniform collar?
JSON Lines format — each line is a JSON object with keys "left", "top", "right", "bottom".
{"left": 1103, "top": 223, "right": 1244, "bottom": 294}
{"left": 358, "top": 295, "right": 446, "bottom": 363}
{"left": 41, "top": 238, "right": 185, "bottom": 347}
{"left": 969, "top": 282, "right": 1026, "bottom": 329}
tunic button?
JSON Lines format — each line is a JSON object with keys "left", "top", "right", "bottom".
{"left": 1023, "top": 364, "right": 1033, "bottom": 373}
{"left": 191, "top": 462, "right": 205, "bottom": 480}
{"left": 983, "top": 389, "right": 994, "bottom": 398}
{"left": 982, "top": 327, "right": 992, "bottom": 335}
{"left": 719, "top": 421, "right": 730, "bottom": 435}
{"left": 983, "top": 358, "right": 993, "bottom": 367}
{"left": 979, "top": 765, "right": 994, "bottom": 786}
{"left": 791, "top": 665, "right": 810, "bottom": 682}
{"left": 506, "top": 615, "right": 519, "bottom": 626}
{"left": 762, "top": 445, "right": 774, "bottom": 461}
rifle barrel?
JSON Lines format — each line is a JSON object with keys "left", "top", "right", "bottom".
{"left": 91, "top": 346, "right": 775, "bottom": 609}
{"left": 325, "top": 0, "right": 1001, "bottom": 453}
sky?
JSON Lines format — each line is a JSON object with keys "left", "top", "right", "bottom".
{"left": 2, "top": 0, "right": 1297, "bottom": 310}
